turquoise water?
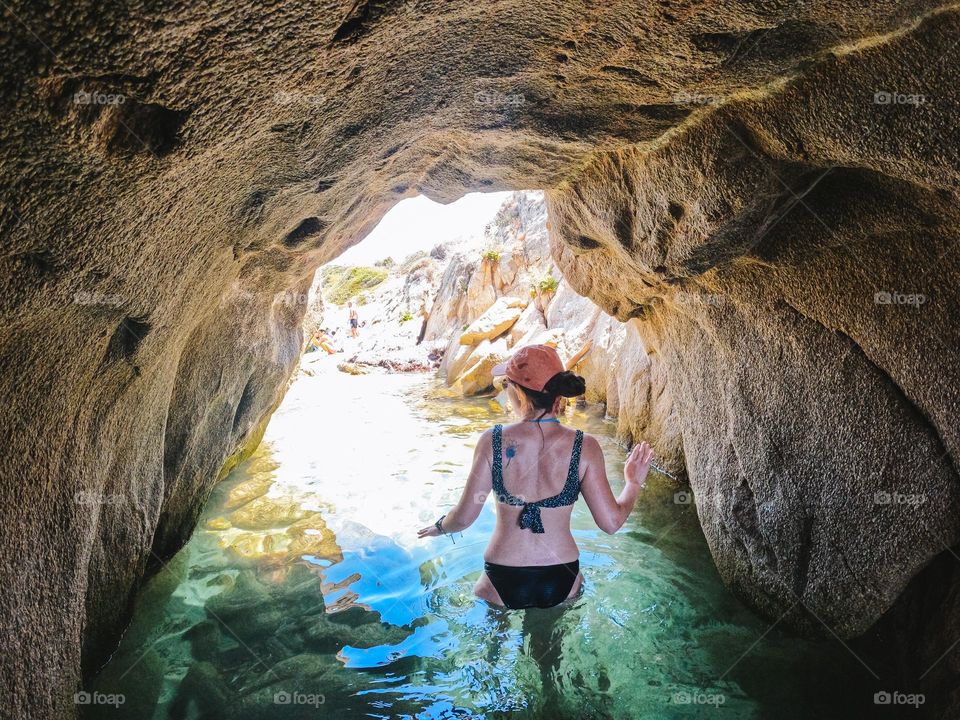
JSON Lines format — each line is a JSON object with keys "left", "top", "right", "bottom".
{"left": 90, "top": 359, "right": 877, "bottom": 718}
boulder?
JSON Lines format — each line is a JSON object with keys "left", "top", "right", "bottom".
{"left": 458, "top": 296, "right": 526, "bottom": 345}
{"left": 452, "top": 337, "right": 510, "bottom": 395}
{"left": 507, "top": 302, "right": 548, "bottom": 348}
{"left": 438, "top": 331, "right": 477, "bottom": 384}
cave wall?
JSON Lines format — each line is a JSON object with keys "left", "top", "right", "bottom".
{"left": 0, "top": 1, "right": 957, "bottom": 716}
{"left": 548, "top": 8, "right": 960, "bottom": 639}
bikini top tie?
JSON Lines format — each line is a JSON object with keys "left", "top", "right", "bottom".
{"left": 491, "top": 423, "right": 584, "bottom": 533}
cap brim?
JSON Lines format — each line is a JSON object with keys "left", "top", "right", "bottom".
{"left": 491, "top": 362, "right": 508, "bottom": 377}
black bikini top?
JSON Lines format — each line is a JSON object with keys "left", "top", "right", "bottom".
{"left": 491, "top": 423, "right": 584, "bottom": 533}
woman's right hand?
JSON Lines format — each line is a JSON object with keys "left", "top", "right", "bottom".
{"left": 624, "top": 441, "right": 655, "bottom": 487}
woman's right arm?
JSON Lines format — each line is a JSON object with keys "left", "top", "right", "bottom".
{"left": 580, "top": 436, "right": 653, "bottom": 534}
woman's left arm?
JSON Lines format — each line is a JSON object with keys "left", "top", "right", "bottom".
{"left": 417, "top": 428, "right": 494, "bottom": 538}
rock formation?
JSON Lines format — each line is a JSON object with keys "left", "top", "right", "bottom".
{"left": 1, "top": 1, "right": 958, "bottom": 716}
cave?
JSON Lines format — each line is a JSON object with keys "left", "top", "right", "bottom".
{"left": 1, "top": 1, "right": 958, "bottom": 717}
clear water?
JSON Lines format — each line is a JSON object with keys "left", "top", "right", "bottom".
{"left": 91, "top": 358, "right": 877, "bottom": 719}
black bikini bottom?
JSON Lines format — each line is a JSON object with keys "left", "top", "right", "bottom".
{"left": 483, "top": 560, "right": 580, "bottom": 609}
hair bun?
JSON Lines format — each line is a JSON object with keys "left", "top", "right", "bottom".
{"left": 545, "top": 370, "right": 586, "bottom": 398}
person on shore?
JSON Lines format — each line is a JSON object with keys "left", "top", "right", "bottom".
{"left": 418, "top": 343, "right": 654, "bottom": 609}
{"left": 348, "top": 301, "right": 359, "bottom": 338}
{"left": 307, "top": 329, "right": 336, "bottom": 354}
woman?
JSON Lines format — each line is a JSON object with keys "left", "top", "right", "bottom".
{"left": 418, "top": 344, "right": 654, "bottom": 609}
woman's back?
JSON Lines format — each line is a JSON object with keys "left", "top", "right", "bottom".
{"left": 484, "top": 421, "right": 585, "bottom": 566}
{"left": 417, "top": 342, "right": 653, "bottom": 610}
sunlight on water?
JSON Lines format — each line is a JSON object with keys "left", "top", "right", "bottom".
{"left": 90, "top": 356, "right": 876, "bottom": 719}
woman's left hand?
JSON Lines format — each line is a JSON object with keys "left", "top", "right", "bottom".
{"left": 417, "top": 524, "right": 441, "bottom": 538}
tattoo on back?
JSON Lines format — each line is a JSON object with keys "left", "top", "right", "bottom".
{"left": 504, "top": 442, "right": 517, "bottom": 468}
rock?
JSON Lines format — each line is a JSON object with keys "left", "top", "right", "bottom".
{"left": 607, "top": 322, "right": 684, "bottom": 474}
{"left": 421, "top": 254, "right": 479, "bottom": 342}
{"left": 205, "top": 571, "right": 273, "bottom": 620}
{"left": 286, "top": 513, "right": 342, "bottom": 562}
{"left": 228, "top": 495, "right": 312, "bottom": 531}
{"left": 336, "top": 362, "right": 367, "bottom": 375}
{"left": 438, "top": 332, "right": 475, "bottom": 384}
{"left": 224, "top": 476, "right": 275, "bottom": 510}
{"left": 547, "top": 16, "right": 960, "bottom": 644}
{"left": 516, "top": 326, "right": 565, "bottom": 352}
{"left": 423, "top": 192, "right": 552, "bottom": 344}
{"left": 4, "top": 4, "right": 960, "bottom": 716}
{"left": 458, "top": 296, "right": 526, "bottom": 345}
{"left": 544, "top": 279, "right": 600, "bottom": 336}
{"left": 452, "top": 337, "right": 510, "bottom": 395}
{"left": 507, "top": 302, "right": 547, "bottom": 348}
{"left": 301, "top": 273, "right": 326, "bottom": 344}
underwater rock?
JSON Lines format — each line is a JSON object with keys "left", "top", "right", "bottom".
{"left": 224, "top": 476, "right": 276, "bottom": 510}
{"left": 229, "top": 496, "right": 313, "bottom": 531}
{"left": 304, "top": 610, "right": 412, "bottom": 653}
{"left": 286, "top": 514, "right": 343, "bottom": 562}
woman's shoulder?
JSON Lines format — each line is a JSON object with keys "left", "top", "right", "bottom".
{"left": 496, "top": 421, "right": 588, "bottom": 439}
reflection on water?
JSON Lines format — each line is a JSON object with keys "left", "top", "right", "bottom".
{"left": 90, "top": 357, "right": 877, "bottom": 719}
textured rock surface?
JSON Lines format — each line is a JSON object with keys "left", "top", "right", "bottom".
{"left": 426, "top": 193, "right": 647, "bottom": 410}
{"left": 1, "top": 1, "right": 958, "bottom": 717}
{"left": 452, "top": 337, "right": 511, "bottom": 396}
{"left": 458, "top": 296, "right": 525, "bottom": 345}
{"left": 548, "top": 13, "right": 960, "bottom": 641}
{"left": 423, "top": 192, "right": 553, "bottom": 344}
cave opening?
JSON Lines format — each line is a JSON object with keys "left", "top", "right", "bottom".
{"left": 85, "top": 189, "right": 887, "bottom": 719}
{"left": 3, "top": 3, "right": 959, "bottom": 718}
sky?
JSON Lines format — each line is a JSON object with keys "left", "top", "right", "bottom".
{"left": 335, "top": 191, "right": 512, "bottom": 266}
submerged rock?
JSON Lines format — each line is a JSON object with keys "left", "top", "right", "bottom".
{"left": 224, "top": 471, "right": 279, "bottom": 510}
{"left": 229, "top": 496, "right": 312, "bottom": 531}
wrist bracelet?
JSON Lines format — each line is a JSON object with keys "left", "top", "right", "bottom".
{"left": 435, "top": 513, "right": 456, "bottom": 543}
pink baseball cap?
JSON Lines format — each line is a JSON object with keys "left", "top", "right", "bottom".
{"left": 492, "top": 344, "right": 565, "bottom": 392}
